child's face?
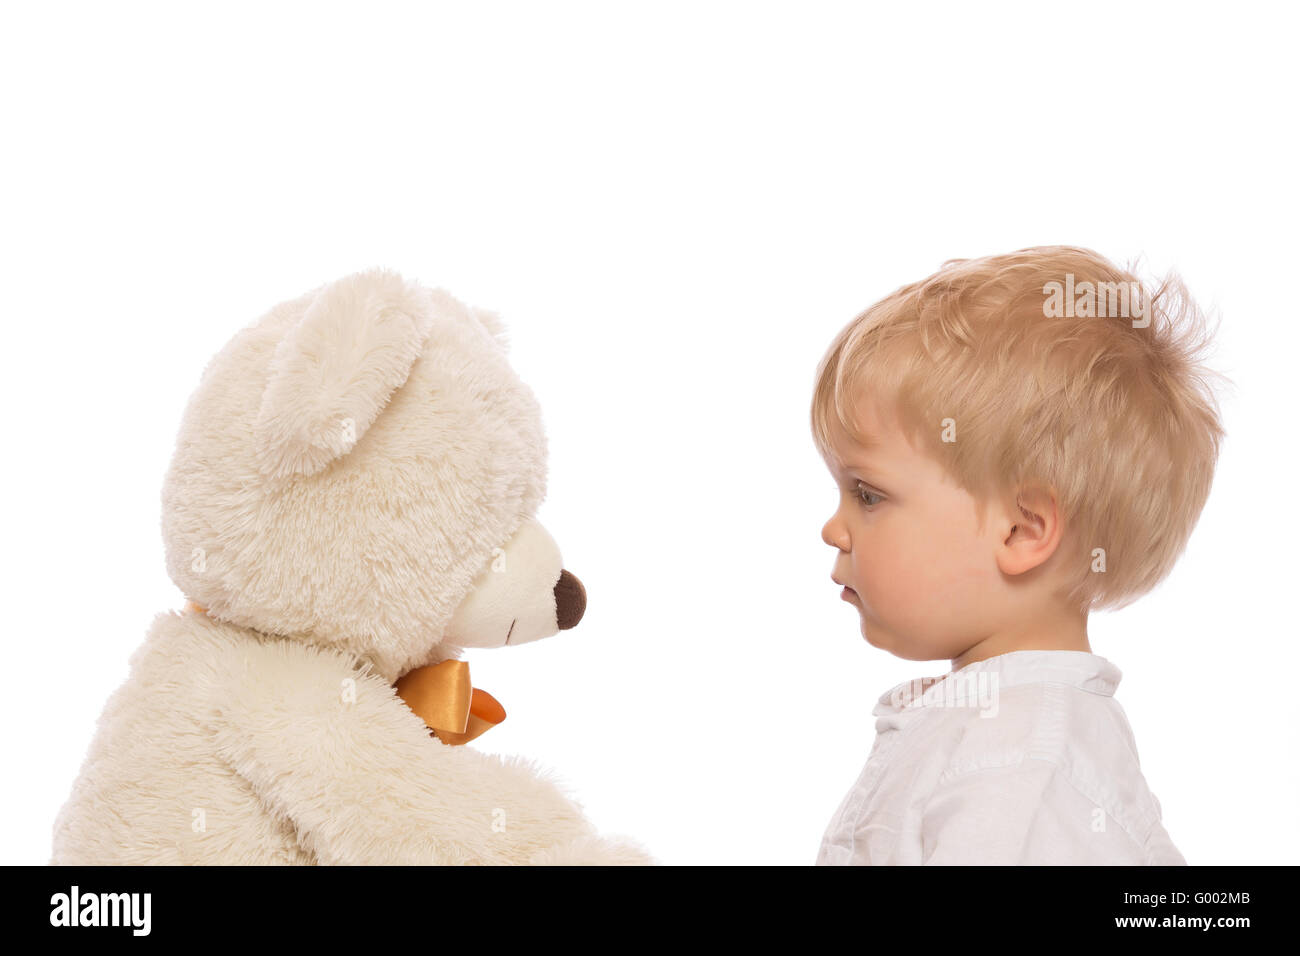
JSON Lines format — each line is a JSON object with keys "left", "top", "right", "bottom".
{"left": 821, "top": 397, "right": 1006, "bottom": 663}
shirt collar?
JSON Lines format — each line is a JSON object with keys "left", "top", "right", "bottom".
{"left": 872, "top": 649, "right": 1123, "bottom": 717}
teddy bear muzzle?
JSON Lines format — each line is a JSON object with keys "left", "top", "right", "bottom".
{"left": 446, "top": 517, "right": 588, "bottom": 648}
{"left": 554, "top": 569, "right": 586, "bottom": 630}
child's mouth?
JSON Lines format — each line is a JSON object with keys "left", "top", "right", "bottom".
{"left": 840, "top": 586, "right": 858, "bottom": 603}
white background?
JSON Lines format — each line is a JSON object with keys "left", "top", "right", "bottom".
{"left": 2, "top": 1, "right": 1296, "bottom": 866}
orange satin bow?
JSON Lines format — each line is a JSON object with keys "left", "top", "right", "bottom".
{"left": 394, "top": 660, "right": 506, "bottom": 746}
{"left": 183, "top": 600, "right": 505, "bottom": 746}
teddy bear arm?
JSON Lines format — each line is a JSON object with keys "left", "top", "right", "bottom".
{"left": 525, "top": 834, "right": 659, "bottom": 866}
{"left": 210, "top": 640, "right": 613, "bottom": 864}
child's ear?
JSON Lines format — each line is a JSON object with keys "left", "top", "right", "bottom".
{"left": 995, "top": 485, "right": 1065, "bottom": 576}
{"left": 253, "top": 268, "right": 436, "bottom": 480}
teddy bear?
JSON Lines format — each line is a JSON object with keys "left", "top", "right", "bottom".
{"left": 50, "top": 267, "right": 654, "bottom": 865}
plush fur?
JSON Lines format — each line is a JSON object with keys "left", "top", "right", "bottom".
{"left": 51, "top": 269, "right": 653, "bottom": 865}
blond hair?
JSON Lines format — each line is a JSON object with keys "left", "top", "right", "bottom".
{"left": 811, "top": 246, "right": 1227, "bottom": 611}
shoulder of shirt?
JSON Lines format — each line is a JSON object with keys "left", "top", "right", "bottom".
{"left": 917, "top": 681, "right": 1167, "bottom": 846}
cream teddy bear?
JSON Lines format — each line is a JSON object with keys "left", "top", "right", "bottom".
{"left": 51, "top": 268, "right": 653, "bottom": 865}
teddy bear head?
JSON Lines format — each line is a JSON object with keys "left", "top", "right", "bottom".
{"left": 161, "top": 268, "right": 586, "bottom": 683}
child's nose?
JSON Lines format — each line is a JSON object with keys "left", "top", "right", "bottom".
{"left": 822, "top": 516, "right": 849, "bottom": 552}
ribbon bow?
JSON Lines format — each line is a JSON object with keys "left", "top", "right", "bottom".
{"left": 183, "top": 600, "right": 505, "bottom": 746}
{"left": 395, "top": 660, "right": 506, "bottom": 746}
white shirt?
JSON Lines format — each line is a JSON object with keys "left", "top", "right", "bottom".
{"left": 815, "top": 650, "right": 1186, "bottom": 865}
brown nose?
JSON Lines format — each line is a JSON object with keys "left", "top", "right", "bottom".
{"left": 554, "top": 569, "right": 586, "bottom": 630}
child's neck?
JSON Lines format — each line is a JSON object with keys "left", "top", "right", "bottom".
{"left": 950, "top": 603, "right": 1091, "bottom": 673}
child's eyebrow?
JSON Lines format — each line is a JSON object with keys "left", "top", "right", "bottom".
{"left": 841, "top": 456, "right": 891, "bottom": 485}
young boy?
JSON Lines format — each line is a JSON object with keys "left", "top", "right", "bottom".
{"left": 811, "top": 246, "right": 1224, "bottom": 865}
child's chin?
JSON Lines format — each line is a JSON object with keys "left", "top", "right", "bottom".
{"left": 859, "top": 620, "right": 887, "bottom": 649}
{"left": 860, "top": 620, "right": 918, "bottom": 659}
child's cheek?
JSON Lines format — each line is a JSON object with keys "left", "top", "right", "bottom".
{"left": 860, "top": 525, "right": 927, "bottom": 615}
{"left": 878, "top": 523, "right": 934, "bottom": 597}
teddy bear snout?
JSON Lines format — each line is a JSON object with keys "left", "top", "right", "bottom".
{"left": 554, "top": 569, "right": 586, "bottom": 630}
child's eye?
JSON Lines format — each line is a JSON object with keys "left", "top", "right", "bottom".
{"left": 854, "top": 484, "right": 883, "bottom": 508}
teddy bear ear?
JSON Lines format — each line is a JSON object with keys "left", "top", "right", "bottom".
{"left": 253, "top": 268, "right": 436, "bottom": 480}
{"left": 469, "top": 305, "right": 511, "bottom": 352}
